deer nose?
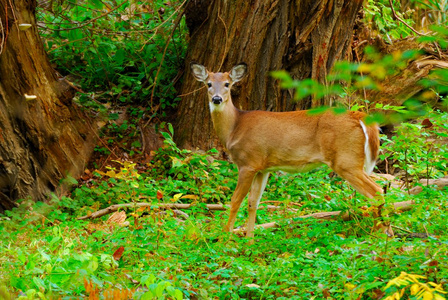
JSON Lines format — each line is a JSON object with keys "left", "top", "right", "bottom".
{"left": 212, "top": 96, "right": 223, "bottom": 105}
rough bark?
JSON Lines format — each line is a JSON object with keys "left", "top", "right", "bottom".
{"left": 0, "top": 0, "right": 96, "bottom": 212}
{"left": 175, "top": 0, "right": 363, "bottom": 150}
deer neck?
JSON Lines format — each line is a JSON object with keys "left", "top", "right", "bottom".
{"left": 209, "top": 99, "right": 239, "bottom": 147}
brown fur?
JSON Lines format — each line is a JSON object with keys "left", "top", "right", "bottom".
{"left": 191, "top": 63, "right": 383, "bottom": 239}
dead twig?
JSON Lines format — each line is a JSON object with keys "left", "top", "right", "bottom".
{"left": 388, "top": 0, "right": 426, "bottom": 36}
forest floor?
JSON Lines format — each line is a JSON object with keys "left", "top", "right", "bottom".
{"left": 1, "top": 109, "right": 448, "bottom": 299}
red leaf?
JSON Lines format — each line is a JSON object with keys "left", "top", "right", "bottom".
{"left": 157, "top": 190, "right": 163, "bottom": 200}
{"left": 421, "top": 118, "right": 433, "bottom": 128}
{"left": 428, "top": 260, "right": 438, "bottom": 267}
{"left": 113, "top": 246, "right": 125, "bottom": 261}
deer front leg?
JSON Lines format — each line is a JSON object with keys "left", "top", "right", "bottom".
{"left": 224, "top": 167, "right": 257, "bottom": 232}
{"left": 246, "top": 172, "right": 270, "bottom": 239}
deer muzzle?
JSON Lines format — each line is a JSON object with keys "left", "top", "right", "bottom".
{"left": 212, "top": 96, "right": 223, "bottom": 105}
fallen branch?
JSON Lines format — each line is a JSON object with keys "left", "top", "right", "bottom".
{"left": 78, "top": 202, "right": 297, "bottom": 220}
{"left": 233, "top": 200, "right": 415, "bottom": 234}
{"left": 408, "top": 177, "right": 448, "bottom": 195}
{"left": 77, "top": 203, "right": 227, "bottom": 220}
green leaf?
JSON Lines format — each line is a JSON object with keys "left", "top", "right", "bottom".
{"left": 307, "top": 107, "right": 329, "bottom": 115}
{"left": 332, "top": 107, "right": 347, "bottom": 115}
{"left": 161, "top": 132, "right": 171, "bottom": 140}
{"left": 364, "top": 113, "right": 385, "bottom": 125}
{"left": 271, "top": 70, "right": 294, "bottom": 88}
{"left": 32, "top": 277, "right": 46, "bottom": 290}
{"left": 114, "top": 48, "right": 126, "bottom": 67}
{"left": 174, "top": 289, "right": 183, "bottom": 300}
{"left": 90, "top": 0, "right": 104, "bottom": 9}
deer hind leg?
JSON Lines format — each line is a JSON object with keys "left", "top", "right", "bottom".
{"left": 333, "top": 166, "right": 394, "bottom": 236}
{"left": 246, "top": 172, "right": 270, "bottom": 239}
{"left": 224, "top": 167, "right": 257, "bottom": 233}
{"left": 337, "top": 168, "right": 383, "bottom": 199}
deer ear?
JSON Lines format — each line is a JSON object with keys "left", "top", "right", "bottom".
{"left": 190, "top": 62, "right": 208, "bottom": 82}
{"left": 229, "top": 63, "right": 247, "bottom": 82}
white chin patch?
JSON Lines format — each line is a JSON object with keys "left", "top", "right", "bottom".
{"left": 209, "top": 101, "right": 224, "bottom": 112}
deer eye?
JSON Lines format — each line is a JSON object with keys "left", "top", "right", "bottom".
{"left": 224, "top": 83, "right": 230, "bottom": 88}
{"left": 207, "top": 83, "right": 212, "bottom": 88}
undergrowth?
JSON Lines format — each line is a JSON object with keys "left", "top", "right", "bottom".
{"left": 1, "top": 113, "right": 447, "bottom": 299}
{"left": 37, "top": 0, "right": 187, "bottom": 113}
{"left": 1, "top": 1, "right": 447, "bottom": 299}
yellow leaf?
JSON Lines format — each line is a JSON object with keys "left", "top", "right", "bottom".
{"left": 385, "top": 273, "right": 407, "bottom": 289}
{"left": 400, "top": 287, "right": 406, "bottom": 297}
{"left": 407, "top": 273, "right": 426, "bottom": 283}
{"left": 434, "top": 294, "right": 447, "bottom": 300}
{"left": 392, "top": 50, "right": 402, "bottom": 61}
{"left": 358, "top": 63, "right": 372, "bottom": 73}
{"left": 345, "top": 283, "right": 356, "bottom": 291}
{"left": 422, "top": 291, "right": 434, "bottom": 300}
{"left": 411, "top": 283, "right": 421, "bottom": 295}
{"left": 422, "top": 90, "right": 437, "bottom": 100}
{"left": 105, "top": 170, "right": 117, "bottom": 178}
{"left": 428, "top": 282, "right": 447, "bottom": 293}
{"left": 372, "top": 66, "right": 387, "bottom": 79}
{"left": 279, "top": 252, "right": 292, "bottom": 258}
{"left": 385, "top": 292, "right": 400, "bottom": 300}
{"left": 172, "top": 193, "right": 183, "bottom": 202}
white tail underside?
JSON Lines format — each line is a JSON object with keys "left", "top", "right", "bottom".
{"left": 360, "top": 120, "right": 375, "bottom": 175}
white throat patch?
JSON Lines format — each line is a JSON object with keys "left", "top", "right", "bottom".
{"left": 209, "top": 101, "right": 225, "bottom": 113}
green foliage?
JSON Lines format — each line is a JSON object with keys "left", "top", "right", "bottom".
{"left": 63, "top": 123, "right": 237, "bottom": 214}
{"left": 139, "top": 274, "right": 183, "bottom": 300}
{"left": 146, "top": 123, "right": 237, "bottom": 203}
{"left": 2, "top": 124, "right": 448, "bottom": 299}
{"left": 380, "top": 110, "right": 448, "bottom": 182}
{"left": 364, "top": 0, "right": 416, "bottom": 40}
{"left": 3, "top": 2, "right": 446, "bottom": 299}
{"left": 363, "top": 0, "right": 448, "bottom": 41}
{"left": 37, "top": 0, "right": 187, "bottom": 114}
{"left": 271, "top": 71, "right": 344, "bottom": 102}
{"left": 272, "top": 45, "right": 430, "bottom": 125}
{"left": 271, "top": 29, "right": 448, "bottom": 125}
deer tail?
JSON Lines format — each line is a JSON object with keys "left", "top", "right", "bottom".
{"left": 359, "top": 120, "right": 380, "bottom": 175}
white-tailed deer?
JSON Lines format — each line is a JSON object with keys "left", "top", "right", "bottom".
{"left": 190, "top": 62, "right": 383, "bottom": 239}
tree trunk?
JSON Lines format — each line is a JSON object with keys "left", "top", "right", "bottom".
{"left": 0, "top": 0, "right": 96, "bottom": 212}
{"left": 174, "top": 0, "right": 362, "bottom": 150}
